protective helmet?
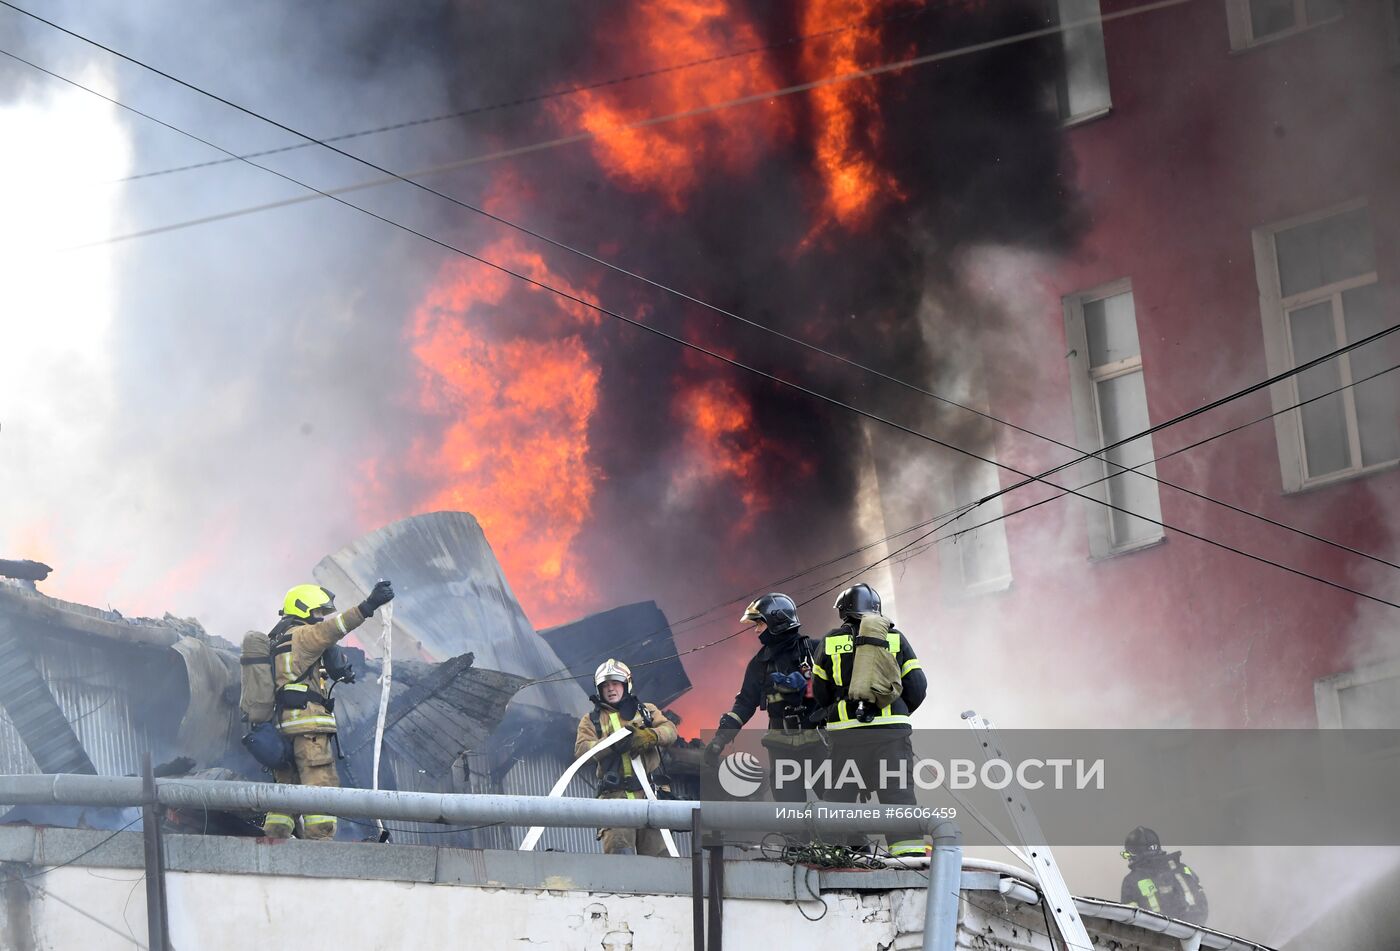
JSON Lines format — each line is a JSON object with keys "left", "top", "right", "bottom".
{"left": 281, "top": 584, "right": 335, "bottom": 620}
{"left": 740, "top": 593, "right": 800, "bottom": 635}
{"left": 834, "top": 583, "right": 881, "bottom": 622}
{"left": 1121, "top": 826, "right": 1161, "bottom": 859}
{"left": 594, "top": 658, "right": 633, "bottom": 693}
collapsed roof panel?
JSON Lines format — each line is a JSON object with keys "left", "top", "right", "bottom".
{"left": 539, "top": 601, "right": 691, "bottom": 709}
{"left": 314, "top": 511, "right": 587, "bottom": 716}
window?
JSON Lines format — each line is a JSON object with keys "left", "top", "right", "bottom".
{"left": 1316, "top": 659, "right": 1400, "bottom": 727}
{"left": 941, "top": 461, "right": 1013, "bottom": 597}
{"left": 1047, "top": 0, "right": 1112, "bottom": 123}
{"left": 1226, "top": 0, "right": 1344, "bottom": 50}
{"left": 1064, "top": 282, "right": 1164, "bottom": 557}
{"left": 1253, "top": 203, "right": 1400, "bottom": 491}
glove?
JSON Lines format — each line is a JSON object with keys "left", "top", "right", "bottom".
{"left": 358, "top": 579, "right": 395, "bottom": 616}
{"left": 703, "top": 739, "right": 725, "bottom": 768}
{"left": 626, "top": 725, "right": 659, "bottom": 751}
{"left": 612, "top": 730, "right": 636, "bottom": 754}
{"left": 768, "top": 670, "right": 807, "bottom": 693}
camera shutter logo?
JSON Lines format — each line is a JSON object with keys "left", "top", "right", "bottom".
{"left": 718, "top": 751, "right": 765, "bottom": 798}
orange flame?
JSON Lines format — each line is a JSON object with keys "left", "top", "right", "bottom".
{"left": 671, "top": 375, "right": 771, "bottom": 525}
{"left": 801, "top": 0, "right": 906, "bottom": 234}
{"left": 554, "top": 0, "right": 793, "bottom": 209}
{"left": 375, "top": 238, "right": 602, "bottom": 628}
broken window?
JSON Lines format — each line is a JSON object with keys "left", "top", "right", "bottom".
{"left": 1252, "top": 202, "right": 1400, "bottom": 490}
{"left": 1064, "top": 282, "right": 1165, "bottom": 556}
{"left": 1225, "top": 0, "right": 1345, "bottom": 50}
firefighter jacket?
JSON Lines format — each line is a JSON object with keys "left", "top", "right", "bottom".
{"left": 272, "top": 605, "right": 367, "bottom": 736}
{"left": 1120, "top": 851, "right": 1209, "bottom": 924}
{"left": 811, "top": 614, "right": 926, "bottom": 732}
{"left": 575, "top": 695, "right": 678, "bottom": 796}
{"left": 716, "top": 630, "right": 823, "bottom": 745}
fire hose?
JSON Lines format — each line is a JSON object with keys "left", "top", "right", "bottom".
{"left": 519, "top": 729, "right": 680, "bottom": 857}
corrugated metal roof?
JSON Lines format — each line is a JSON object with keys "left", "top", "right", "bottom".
{"left": 314, "top": 512, "right": 588, "bottom": 716}
{"left": 539, "top": 601, "right": 691, "bottom": 708}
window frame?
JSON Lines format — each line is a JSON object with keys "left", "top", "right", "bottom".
{"left": 1225, "top": 0, "right": 1345, "bottom": 51}
{"left": 1315, "top": 658, "right": 1400, "bottom": 727}
{"left": 939, "top": 460, "right": 1014, "bottom": 600}
{"left": 1063, "top": 279, "right": 1166, "bottom": 558}
{"left": 1049, "top": 0, "right": 1114, "bottom": 127}
{"left": 1251, "top": 198, "right": 1395, "bottom": 493}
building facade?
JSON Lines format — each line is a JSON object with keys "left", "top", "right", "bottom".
{"left": 881, "top": 0, "right": 1400, "bottom": 729}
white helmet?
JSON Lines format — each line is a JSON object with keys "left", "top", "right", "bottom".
{"left": 594, "top": 658, "right": 632, "bottom": 693}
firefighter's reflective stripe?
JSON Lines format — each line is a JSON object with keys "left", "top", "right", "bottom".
{"left": 335, "top": 614, "right": 347, "bottom": 635}
{"left": 720, "top": 711, "right": 744, "bottom": 726}
{"left": 303, "top": 814, "right": 337, "bottom": 829}
{"left": 826, "top": 629, "right": 909, "bottom": 729}
{"left": 264, "top": 812, "right": 295, "bottom": 836}
{"left": 1136, "top": 878, "right": 1162, "bottom": 913}
{"left": 901, "top": 658, "right": 922, "bottom": 676}
{"left": 608, "top": 712, "right": 633, "bottom": 778}
{"left": 826, "top": 713, "right": 912, "bottom": 731}
{"left": 825, "top": 635, "right": 851, "bottom": 687}
{"left": 1174, "top": 873, "right": 1198, "bottom": 907}
{"left": 889, "top": 839, "right": 927, "bottom": 857}
{"left": 280, "top": 714, "right": 338, "bottom": 732}
{"left": 811, "top": 664, "right": 829, "bottom": 681}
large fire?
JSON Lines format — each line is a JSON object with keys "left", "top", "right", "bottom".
{"left": 552, "top": 0, "right": 793, "bottom": 210}
{"left": 802, "top": 0, "right": 907, "bottom": 235}
{"left": 368, "top": 237, "right": 603, "bottom": 628}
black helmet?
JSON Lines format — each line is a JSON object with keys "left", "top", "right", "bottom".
{"left": 740, "top": 593, "right": 800, "bottom": 635}
{"left": 834, "top": 583, "right": 881, "bottom": 623}
{"left": 1122, "top": 826, "right": 1161, "bottom": 859}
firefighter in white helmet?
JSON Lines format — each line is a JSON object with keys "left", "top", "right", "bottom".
{"left": 574, "top": 658, "right": 678, "bottom": 855}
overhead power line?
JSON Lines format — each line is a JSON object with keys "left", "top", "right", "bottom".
{"left": 6, "top": 0, "right": 1195, "bottom": 250}
{"left": 945, "top": 361, "right": 1400, "bottom": 550}
{"left": 109, "top": 4, "right": 934, "bottom": 183}
{"left": 13, "top": 1, "right": 1389, "bottom": 578}
{"left": 9, "top": 36, "right": 1400, "bottom": 629}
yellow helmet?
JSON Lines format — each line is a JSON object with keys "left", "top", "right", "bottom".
{"left": 594, "top": 658, "right": 632, "bottom": 693}
{"left": 281, "top": 584, "right": 336, "bottom": 620}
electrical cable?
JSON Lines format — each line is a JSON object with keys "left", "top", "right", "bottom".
{"left": 9, "top": 0, "right": 1393, "bottom": 585}
{"left": 8, "top": 12, "right": 1400, "bottom": 679}
{"left": 26, "top": 1, "right": 1369, "bottom": 578}
{"left": 945, "top": 361, "right": 1400, "bottom": 546}
{"left": 23, "top": 880, "right": 148, "bottom": 949}
{"left": 3, "top": 0, "right": 1195, "bottom": 251}
{"left": 12, "top": 815, "right": 142, "bottom": 881}
{"left": 109, "top": 4, "right": 936, "bottom": 184}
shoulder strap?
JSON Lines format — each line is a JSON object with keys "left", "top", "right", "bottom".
{"left": 590, "top": 708, "right": 602, "bottom": 735}
{"left": 640, "top": 702, "right": 654, "bottom": 727}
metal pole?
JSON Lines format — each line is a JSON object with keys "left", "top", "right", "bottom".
{"left": 922, "top": 820, "right": 962, "bottom": 951}
{"left": 706, "top": 834, "right": 724, "bottom": 951}
{"left": 140, "top": 753, "right": 168, "bottom": 951}
{"left": 690, "top": 808, "right": 704, "bottom": 951}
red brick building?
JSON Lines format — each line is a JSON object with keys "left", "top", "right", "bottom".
{"left": 881, "top": 0, "right": 1400, "bottom": 729}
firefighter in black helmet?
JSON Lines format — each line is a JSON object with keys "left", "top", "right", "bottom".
{"left": 1120, "top": 827, "right": 1209, "bottom": 924}
{"left": 811, "top": 582, "right": 929, "bottom": 861}
{"left": 703, "top": 593, "right": 828, "bottom": 803}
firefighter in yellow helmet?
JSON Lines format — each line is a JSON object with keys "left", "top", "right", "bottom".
{"left": 574, "top": 658, "right": 678, "bottom": 855}
{"left": 261, "top": 579, "right": 394, "bottom": 839}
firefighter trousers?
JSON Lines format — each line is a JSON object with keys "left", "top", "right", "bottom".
{"left": 597, "top": 789, "right": 668, "bottom": 856}
{"left": 825, "top": 729, "right": 926, "bottom": 858}
{"left": 263, "top": 733, "right": 340, "bottom": 840}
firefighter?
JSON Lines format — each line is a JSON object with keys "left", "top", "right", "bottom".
{"left": 811, "top": 582, "right": 928, "bottom": 861}
{"left": 703, "top": 593, "right": 828, "bottom": 803}
{"left": 1120, "top": 827, "right": 1209, "bottom": 924}
{"left": 575, "top": 658, "right": 678, "bottom": 855}
{"left": 261, "top": 579, "right": 394, "bottom": 839}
